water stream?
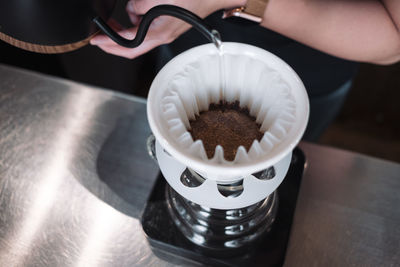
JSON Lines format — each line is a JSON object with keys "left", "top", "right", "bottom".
{"left": 211, "top": 29, "right": 226, "bottom": 102}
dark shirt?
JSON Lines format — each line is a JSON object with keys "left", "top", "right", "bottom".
{"left": 164, "top": 11, "right": 359, "bottom": 97}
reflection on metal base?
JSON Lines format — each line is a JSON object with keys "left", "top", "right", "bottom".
{"left": 166, "top": 185, "right": 278, "bottom": 251}
{"left": 142, "top": 148, "right": 306, "bottom": 266}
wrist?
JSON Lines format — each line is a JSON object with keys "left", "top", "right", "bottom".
{"left": 223, "top": 0, "right": 269, "bottom": 24}
{"left": 223, "top": 0, "right": 248, "bottom": 9}
{"left": 193, "top": 0, "right": 247, "bottom": 18}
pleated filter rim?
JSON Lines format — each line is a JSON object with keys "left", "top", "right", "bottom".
{"left": 160, "top": 48, "right": 297, "bottom": 164}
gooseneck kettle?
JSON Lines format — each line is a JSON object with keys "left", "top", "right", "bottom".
{"left": 0, "top": 1, "right": 216, "bottom": 53}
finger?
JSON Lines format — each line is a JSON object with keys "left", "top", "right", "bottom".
{"left": 127, "top": 11, "right": 141, "bottom": 25}
{"left": 90, "top": 16, "right": 173, "bottom": 46}
{"left": 90, "top": 27, "right": 138, "bottom": 45}
{"left": 90, "top": 18, "right": 128, "bottom": 45}
{"left": 95, "top": 38, "right": 161, "bottom": 59}
{"left": 107, "top": 18, "right": 124, "bottom": 31}
{"left": 126, "top": 1, "right": 140, "bottom": 25}
{"left": 126, "top": 0, "right": 147, "bottom": 15}
{"left": 127, "top": 0, "right": 172, "bottom": 16}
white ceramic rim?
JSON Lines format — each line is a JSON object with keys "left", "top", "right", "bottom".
{"left": 147, "top": 42, "right": 309, "bottom": 181}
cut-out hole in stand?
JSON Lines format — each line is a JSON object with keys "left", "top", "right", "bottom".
{"left": 252, "top": 167, "right": 276, "bottom": 180}
{"left": 179, "top": 167, "right": 245, "bottom": 198}
{"left": 146, "top": 134, "right": 157, "bottom": 161}
{"left": 180, "top": 168, "right": 205, "bottom": 188}
{"left": 218, "top": 179, "right": 244, "bottom": 198}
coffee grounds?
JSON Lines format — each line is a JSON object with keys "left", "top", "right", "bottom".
{"left": 188, "top": 101, "right": 263, "bottom": 161}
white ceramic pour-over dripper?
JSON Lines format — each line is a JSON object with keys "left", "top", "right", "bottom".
{"left": 147, "top": 42, "right": 309, "bottom": 209}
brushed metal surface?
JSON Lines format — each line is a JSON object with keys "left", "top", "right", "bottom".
{"left": 1, "top": 64, "right": 399, "bottom": 267}
{"left": 0, "top": 64, "right": 197, "bottom": 266}
{"left": 287, "top": 143, "right": 400, "bottom": 267}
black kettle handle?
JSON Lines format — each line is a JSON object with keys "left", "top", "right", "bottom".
{"left": 93, "top": 5, "right": 217, "bottom": 48}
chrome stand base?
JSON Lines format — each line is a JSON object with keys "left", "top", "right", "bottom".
{"left": 141, "top": 148, "right": 305, "bottom": 266}
{"left": 166, "top": 186, "right": 278, "bottom": 252}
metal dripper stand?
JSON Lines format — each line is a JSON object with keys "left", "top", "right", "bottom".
{"left": 143, "top": 135, "right": 305, "bottom": 266}
{"left": 146, "top": 134, "right": 279, "bottom": 253}
{"left": 165, "top": 169, "right": 278, "bottom": 253}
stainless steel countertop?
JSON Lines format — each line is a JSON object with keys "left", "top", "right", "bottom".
{"left": 0, "top": 64, "right": 399, "bottom": 266}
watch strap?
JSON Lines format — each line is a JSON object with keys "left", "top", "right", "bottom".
{"left": 245, "top": 0, "right": 269, "bottom": 18}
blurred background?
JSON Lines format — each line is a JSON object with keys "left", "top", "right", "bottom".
{"left": 319, "top": 63, "right": 400, "bottom": 163}
{"left": 1, "top": 0, "right": 399, "bottom": 163}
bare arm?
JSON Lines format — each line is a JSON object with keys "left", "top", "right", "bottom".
{"left": 259, "top": 0, "right": 400, "bottom": 64}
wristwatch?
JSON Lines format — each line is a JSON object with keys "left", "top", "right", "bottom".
{"left": 222, "top": 0, "right": 269, "bottom": 23}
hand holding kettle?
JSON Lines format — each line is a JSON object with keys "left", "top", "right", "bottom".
{"left": 0, "top": 0, "right": 221, "bottom": 54}
{"left": 90, "top": 0, "right": 242, "bottom": 59}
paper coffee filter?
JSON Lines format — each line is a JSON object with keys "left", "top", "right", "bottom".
{"left": 161, "top": 54, "right": 295, "bottom": 161}
{"left": 147, "top": 43, "right": 309, "bottom": 181}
